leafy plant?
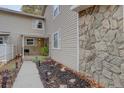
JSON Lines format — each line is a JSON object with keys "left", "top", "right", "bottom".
{"left": 32, "top": 56, "right": 47, "bottom": 63}
{"left": 40, "top": 46, "right": 49, "bottom": 56}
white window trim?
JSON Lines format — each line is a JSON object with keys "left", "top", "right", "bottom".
{"left": 52, "top": 31, "right": 61, "bottom": 49}
{"left": 25, "top": 38, "right": 35, "bottom": 46}
{"left": 32, "top": 19, "right": 44, "bottom": 30}
{"left": 53, "top": 5, "right": 60, "bottom": 18}
{"left": 0, "top": 36, "right": 4, "bottom": 44}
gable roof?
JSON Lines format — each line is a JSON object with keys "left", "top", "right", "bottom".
{"left": 0, "top": 7, "right": 45, "bottom": 19}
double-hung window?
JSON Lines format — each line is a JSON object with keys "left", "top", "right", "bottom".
{"left": 52, "top": 32, "right": 61, "bottom": 49}
{"left": 53, "top": 5, "right": 60, "bottom": 17}
{"left": 26, "top": 38, "right": 35, "bottom": 46}
{"left": 32, "top": 20, "right": 43, "bottom": 30}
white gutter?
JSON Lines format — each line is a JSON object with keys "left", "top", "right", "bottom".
{"left": 0, "top": 7, "right": 44, "bottom": 19}
{"left": 0, "top": 31, "right": 10, "bottom": 35}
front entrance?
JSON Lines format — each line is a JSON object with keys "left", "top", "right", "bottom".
{"left": 22, "top": 35, "right": 49, "bottom": 60}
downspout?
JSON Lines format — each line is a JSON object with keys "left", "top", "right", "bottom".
{"left": 22, "top": 35, "right": 24, "bottom": 59}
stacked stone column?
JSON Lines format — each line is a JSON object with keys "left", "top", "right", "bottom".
{"left": 79, "top": 5, "right": 124, "bottom": 87}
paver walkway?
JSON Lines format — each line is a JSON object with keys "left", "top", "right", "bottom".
{"left": 13, "top": 61, "right": 44, "bottom": 88}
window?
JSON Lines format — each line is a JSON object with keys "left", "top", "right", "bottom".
{"left": 37, "top": 21, "right": 42, "bottom": 29}
{"left": 52, "top": 32, "right": 61, "bottom": 49}
{"left": 53, "top": 5, "right": 60, "bottom": 17}
{"left": 32, "top": 20, "right": 43, "bottom": 30}
{"left": 0, "top": 36, "right": 4, "bottom": 44}
{"left": 26, "top": 38, "right": 35, "bottom": 46}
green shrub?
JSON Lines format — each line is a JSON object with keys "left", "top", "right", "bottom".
{"left": 40, "top": 46, "right": 49, "bottom": 56}
{"left": 32, "top": 56, "right": 47, "bottom": 63}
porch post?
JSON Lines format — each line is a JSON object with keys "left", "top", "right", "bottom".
{"left": 4, "top": 44, "right": 7, "bottom": 63}
{"left": 11, "top": 44, "right": 14, "bottom": 60}
{"left": 22, "top": 35, "right": 24, "bottom": 59}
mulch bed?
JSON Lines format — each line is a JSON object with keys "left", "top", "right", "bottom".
{"left": 0, "top": 56, "right": 23, "bottom": 88}
{"left": 36, "top": 59, "right": 103, "bottom": 88}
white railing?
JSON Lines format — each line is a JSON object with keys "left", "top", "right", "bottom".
{"left": 0, "top": 44, "right": 14, "bottom": 63}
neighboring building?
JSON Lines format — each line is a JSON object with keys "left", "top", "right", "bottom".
{"left": 0, "top": 5, "right": 124, "bottom": 87}
{"left": 0, "top": 7, "right": 48, "bottom": 63}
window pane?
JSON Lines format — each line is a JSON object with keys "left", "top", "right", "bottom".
{"left": 37, "top": 22, "right": 42, "bottom": 28}
{"left": 0, "top": 41, "right": 3, "bottom": 44}
{"left": 53, "top": 5, "right": 60, "bottom": 17}
{"left": 27, "top": 38, "right": 34, "bottom": 45}
{"left": 27, "top": 42, "right": 33, "bottom": 44}
{"left": 0, "top": 37, "right": 3, "bottom": 44}
{"left": 54, "top": 33, "right": 58, "bottom": 48}
{"left": 32, "top": 20, "right": 43, "bottom": 29}
{"left": 27, "top": 39, "right": 33, "bottom": 42}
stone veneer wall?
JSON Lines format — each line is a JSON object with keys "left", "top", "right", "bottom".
{"left": 79, "top": 5, "right": 124, "bottom": 88}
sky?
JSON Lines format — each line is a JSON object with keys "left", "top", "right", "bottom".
{"left": 0, "top": 5, "right": 22, "bottom": 11}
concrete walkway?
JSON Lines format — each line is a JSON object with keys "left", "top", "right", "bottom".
{"left": 13, "top": 61, "right": 44, "bottom": 88}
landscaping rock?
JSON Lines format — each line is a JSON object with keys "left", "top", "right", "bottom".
{"left": 60, "top": 67, "right": 66, "bottom": 72}
{"left": 47, "top": 72, "right": 51, "bottom": 76}
{"left": 69, "top": 79, "right": 76, "bottom": 83}
{"left": 59, "top": 84, "right": 67, "bottom": 88}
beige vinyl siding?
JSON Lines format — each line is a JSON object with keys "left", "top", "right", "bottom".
{"left": 0, "top": 11, "right": 45, "bottom": 56}
{"left": 45, "top": 5, "right": 78, "bottom": 70}
{"left": 0, "top": 12, "right": 45, "bottom": 36}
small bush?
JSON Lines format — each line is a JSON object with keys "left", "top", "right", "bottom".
{"left": 40, "top": 46, "right": 49, "bottom": 56}
{"left": 32, "top": 56, "right": 47, "bottom": 63}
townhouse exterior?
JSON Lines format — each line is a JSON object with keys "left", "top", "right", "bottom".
{"left": 0, "top": 7, "right": 48, "bottom": 63}
{"left": 0, "top": 5, "right": 124, "bottom": 87}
